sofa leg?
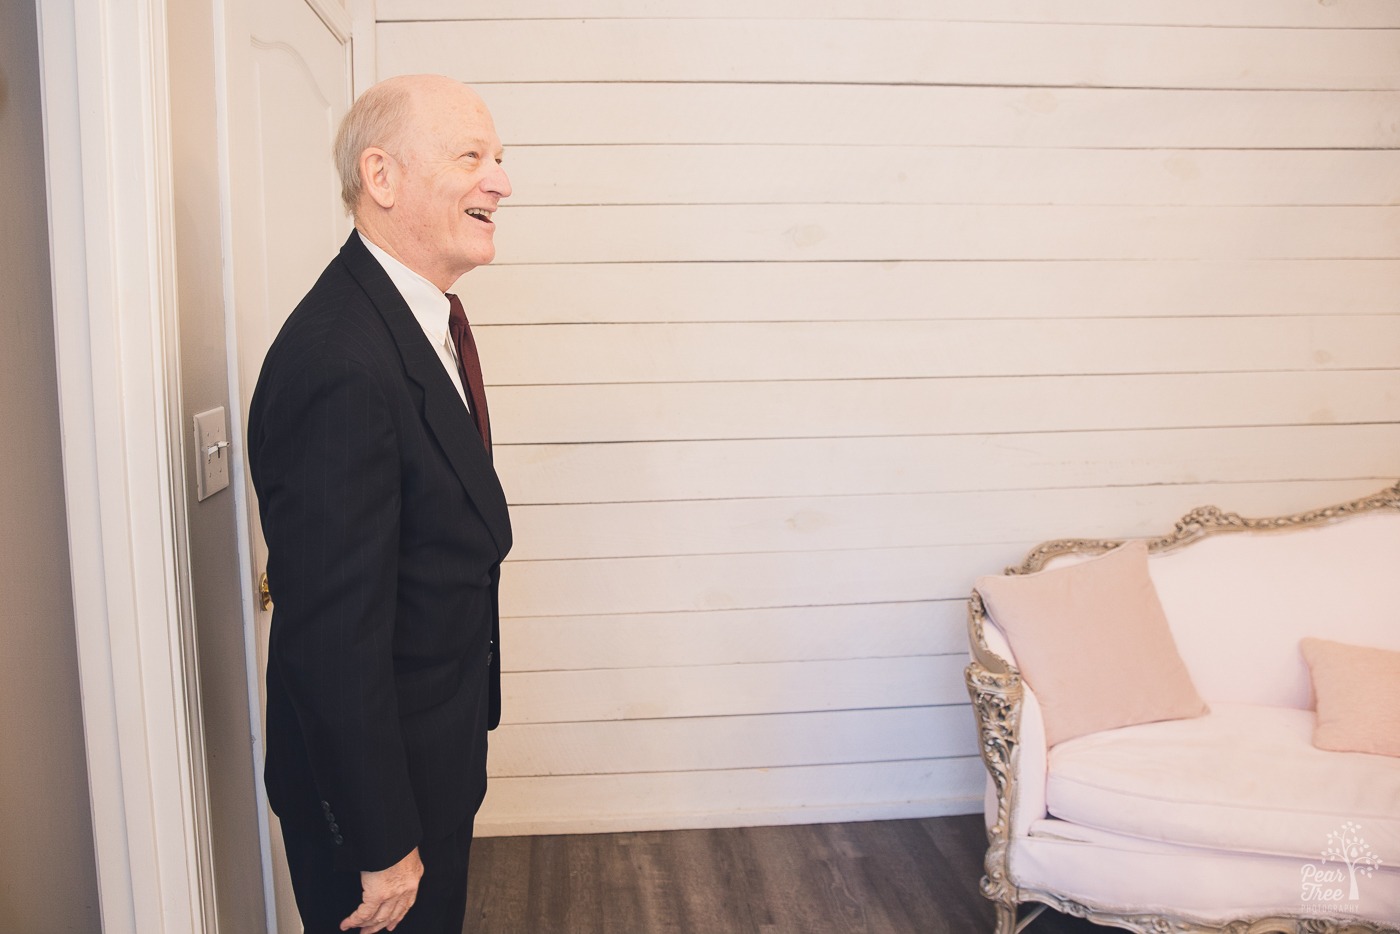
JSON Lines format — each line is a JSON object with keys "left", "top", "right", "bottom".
{"left": 994, "top": 902, "right": 1017, "bottom": 934}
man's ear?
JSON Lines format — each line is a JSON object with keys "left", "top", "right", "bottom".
{"left": 360, "top": 147, "right": 397, "bottom": 209}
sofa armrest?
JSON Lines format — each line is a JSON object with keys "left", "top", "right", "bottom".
{"left": 966, "top": 590, "right": 1051, "bottom": 912}
{"left": 1007, "top": 682, "right": 1049, "bottom": 837}
{"left": 969, "top": 592, "right": 1049, "bottom": 833}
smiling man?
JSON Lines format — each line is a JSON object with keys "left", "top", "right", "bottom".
{"left": 248, "top": 75, "right": 513, "bottom": 933}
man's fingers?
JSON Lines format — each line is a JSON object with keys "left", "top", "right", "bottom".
{"left": 338, "top": 895, "right": 396, "bottom": 931}
{"left": 372, "top": 897, "right": 404, "bottom": 929}
{"left": 341, "top": 893, "right": 415, "bottom": 933}
{"left": 383, "top": 894, "right": 415, "bottom": 931}
{"left": 342, "top": 848, "right": 423, "bottom": 931}
{"left": 339, "top": 899, "right": 380, "bottom": 931}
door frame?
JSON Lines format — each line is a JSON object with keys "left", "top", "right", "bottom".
{"left": 35, "top": 0, "right": 215, "bottom": 931}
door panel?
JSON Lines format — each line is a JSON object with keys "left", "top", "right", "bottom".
{"left": 226, "top": 0, "right": 352, "bottom": 929}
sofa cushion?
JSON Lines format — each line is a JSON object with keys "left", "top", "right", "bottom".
{"left": 1046, "top": 703, "right": 1400, "bottom": 863}
{"left": 976, "top": 541, "right": 1208, "bottom": 746}
{"left": 1302, "top": 637, "right": 1400, "bottom": 758}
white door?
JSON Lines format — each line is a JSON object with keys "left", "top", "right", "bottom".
{"left": 222, "top": 0, "right": 354, "bottom": 929}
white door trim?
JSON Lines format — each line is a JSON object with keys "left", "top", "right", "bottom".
{"left": 35, "top": 0, "right": 215, "bottom": 931}
{"left": 348, "top": 0, "right": 378, "bottom": 95}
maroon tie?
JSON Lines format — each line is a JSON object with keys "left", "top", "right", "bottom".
{"left": 446, "top": 293, "right": 491, "bottom": 455}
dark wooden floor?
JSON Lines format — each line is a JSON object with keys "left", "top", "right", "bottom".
{"left": 463, "top": 814, "right": 1104, "bottom": 933}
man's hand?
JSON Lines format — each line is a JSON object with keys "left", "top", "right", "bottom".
{"left": 340, "top": 847, "right": 424, "bottom": 932}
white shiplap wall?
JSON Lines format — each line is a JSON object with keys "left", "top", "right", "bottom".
{"left": 373, "top": 0, "right": 1400, "bottom": 835}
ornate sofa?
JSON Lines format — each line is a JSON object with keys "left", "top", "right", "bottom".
{"left": 965, "top": 484, "right": 1400, "bottom": 933}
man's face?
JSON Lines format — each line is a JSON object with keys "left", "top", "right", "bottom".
{"left": 392, "top": 84, "right": 511, "bottom": 285}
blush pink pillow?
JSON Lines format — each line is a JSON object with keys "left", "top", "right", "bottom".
{"left": 1300, "top": 637, "right": 1400, "bottom": 758}
{"left": 976, "top": 540, "right": 1209, "bottom": 747}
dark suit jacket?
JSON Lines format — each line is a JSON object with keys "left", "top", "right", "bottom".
{"left": 248, "top": 232, "right": 512, "bottom": 873}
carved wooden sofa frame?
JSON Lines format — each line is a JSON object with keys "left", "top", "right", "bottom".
{"left": 964, "top": 483, "right": 1400, "bottom": 934}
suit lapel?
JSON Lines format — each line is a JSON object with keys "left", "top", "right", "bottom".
{"left": 338, "top": 233, "right": 512, "bottom": 557}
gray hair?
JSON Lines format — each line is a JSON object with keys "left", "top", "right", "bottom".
{"left": 333, "top": 81, "right": 415, "bottom": 216}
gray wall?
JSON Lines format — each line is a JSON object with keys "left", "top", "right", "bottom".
{"left": 0, "top": 1, "right": 101, "bottom": 929}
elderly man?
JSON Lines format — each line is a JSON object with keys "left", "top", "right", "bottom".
{"left": 248, "top": 74, "right": 513, "bottom": 933}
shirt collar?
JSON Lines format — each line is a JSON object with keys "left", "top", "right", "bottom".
{"left": 356, "top": 230, "right": 452, "bottom": 344}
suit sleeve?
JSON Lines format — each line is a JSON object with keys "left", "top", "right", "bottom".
{"left": 255, "top": 354, "right": 421, "bottom": 871}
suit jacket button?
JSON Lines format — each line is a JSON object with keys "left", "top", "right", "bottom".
{"left": 320, "top": 800, "right": 331, "bottom": 812}
{"left": 333, "top": 834, "right": 344, "bottom": 845}
{"left": 329, "top": 823, "right": 339, "bottom": 833}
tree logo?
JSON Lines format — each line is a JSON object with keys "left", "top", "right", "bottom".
{"left": 1300, "top": 821, "right": 1383, "bottom": 910}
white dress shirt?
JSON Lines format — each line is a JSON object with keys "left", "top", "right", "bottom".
{"left": 356, "top": 230, "right": 470, "bottom": 411}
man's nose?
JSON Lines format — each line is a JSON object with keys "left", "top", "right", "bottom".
{"left": 484, "top": 163, "right": 512, "bottom": 199}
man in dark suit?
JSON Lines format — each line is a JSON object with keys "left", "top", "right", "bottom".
{"left": 248, "top": 74, "right": 513, "bottom": 933}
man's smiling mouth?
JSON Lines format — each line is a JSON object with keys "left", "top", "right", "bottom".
{"left": 465, "top": 208, "right": 493, "bottom": 224}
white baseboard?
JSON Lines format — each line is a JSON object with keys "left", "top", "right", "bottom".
{"left": 474, "top": 795, "right": 983, "bottom": 838}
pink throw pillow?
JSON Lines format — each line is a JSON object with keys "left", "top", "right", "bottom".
{"left": 1300, "top": 637, "right": 1400, "bottom": 758}
{"left": 976, "top": 540, "right": 1209, "bottom": 747}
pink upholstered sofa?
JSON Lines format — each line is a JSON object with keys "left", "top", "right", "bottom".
{"left": 965, "top": 484, "right": 1400, "bottom": 933}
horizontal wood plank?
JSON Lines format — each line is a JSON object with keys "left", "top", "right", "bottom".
{"left": 490, "top": 706, "right": 978, "bottom": 776}
{"left": 378, "top": 0, "right": 1400, "bottom": 28}
{"left": 505, "top": 480, "right": 1384, "bottom": 560}
{"left": 503, "top": 146, "right": 1400, "bottom": 208}
{"left": 500, "top": 543, "right": 1067, "bottom": 616}
{"left": 491, "top": 371, "right": 1400, "bottom": 444}
{"left": 499, "top": 475, "right": 1386, "bottom": 615}
{"left": 476, "top": 84, "right": 1400, "bottom": 148}
{"left": 475, "top": 758, "right": 987, "bottom": 836}
{"left": 382, "top": 20, "right": 1400, "bottom": 90}
{"left": 462, "top": 260, "right": 1400, "bottom": 324}
{"left": 479, "top": 317, "right": 1400, "bottom": 385}
{"left": 501, "top": 601, "right": 968, "bottom": 671}
{"left": 500, "top": 655, "right": 970, "bottom": 724}
{"left": 495, "top": 426, "right": 1400, "bottom": 504}
{"left": 491, "top": 205, "right": 1400, "bottom": 264}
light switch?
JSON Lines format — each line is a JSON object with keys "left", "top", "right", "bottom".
{"left": 193, "top": 407, "right": 231, "bottom": 501}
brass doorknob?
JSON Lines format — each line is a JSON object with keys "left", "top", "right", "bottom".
{"left": 258, "top": 572, "right": 272, "bottom": 611}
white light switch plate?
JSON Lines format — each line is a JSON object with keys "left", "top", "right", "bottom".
{"left": 193, "top": 407, "right": 230, "bottom": 501}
